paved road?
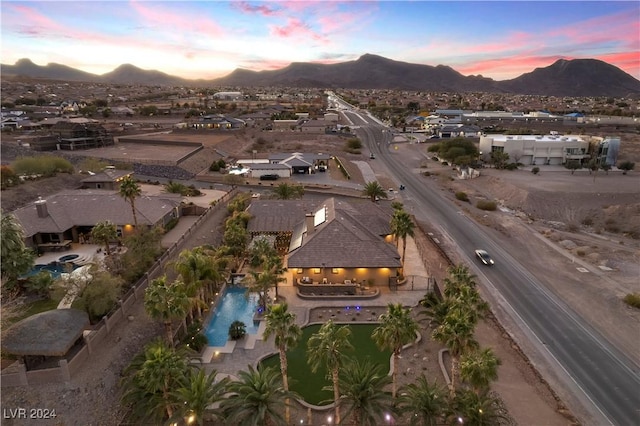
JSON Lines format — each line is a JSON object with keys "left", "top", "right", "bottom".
{"left": 345, "top": 110, "right": 640, "bottom": 426}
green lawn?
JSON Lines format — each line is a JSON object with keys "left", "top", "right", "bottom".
{"left": 260, "top": 323, "right": 392, "bottom": 405}
{"left": 4, "top": 297, "right": 60, "bottom": 328}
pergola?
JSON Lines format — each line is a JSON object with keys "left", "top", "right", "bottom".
{"left": 2, "top": 309, "right": 89, "bottom": 369}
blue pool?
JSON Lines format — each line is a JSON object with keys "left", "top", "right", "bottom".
{"left": 204, "top": 286, "right": 260, "bottom": 347}
{"left": 26, "top": 262, "right": 80, "bottom": 279}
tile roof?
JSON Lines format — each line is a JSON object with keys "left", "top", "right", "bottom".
{"left": 80, "top": 169, "right": 131, "bottom": 183}
{"left": 247, "top": 196, "right": 399, "bottom": 268}
{"left": 13, "top": 189, "right": 182, "bottom": 237}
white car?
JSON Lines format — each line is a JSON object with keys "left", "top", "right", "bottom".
{"left": 475, "top": 249, "right": 495, "bottom": 266}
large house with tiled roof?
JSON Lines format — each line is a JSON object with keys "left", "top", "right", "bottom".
{"left": 247, "top": 197, "right": 401, "bottom": 287}
{"left": 12, "top": 190, "right": 181, "bottom": 251}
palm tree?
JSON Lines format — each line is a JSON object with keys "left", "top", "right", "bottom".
{"left": 263, "top": 303, "right": 302, "bottom": 424}
{"left": 221, "top": 364, "right": 295, "bottom": 426}
{"left": 338, "top": 358, "right": 394, "bottom": 426}
{"left": 144, "top": 275, "right": 190, "bottom": 346}
{"left": 390, "top": 210, "right": 415, "bottom": 267}
{"left": 171, "top": 369, "right": 229, "bottom": 425}
{"left": 362, "top": 181, "right": 388, "bottom": 202}
{"left": 243, "top": 268, "right": 285, "bottom": 312}
{"left": 120, "top": 339, "right": 190, "bottom": 422}
{"left": 119, "top": 175, "right": 142, "bottom": 229}
{"left": 272, "top": 182, "right": 305, "bottom": 199}
{"left": 448, "top": 388, "right": 508, "bottom": 426}
{"left": 460, "top": 348, "right": 501, "bottom": 395}
{"left": 307, "top": 320, "right": 354, "bottom": 425}
{"left": 91, "top": 220, "right": 118, "bottom": 256}
{"left": 372, "top": 303, "right": 419, "bottom": 398}
{"left": 397, "top": 374, "right": 447, "bottom": 426}
{"left": 172, "top": 248, "right": 220, "bottom": 320}
{"left": 432, "top": 311, "right": 479, "bottom": 395}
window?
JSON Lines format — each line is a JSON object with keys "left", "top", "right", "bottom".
{"left": 332, "top": 268, "right": 339, "bottom": 274}
{"left": 296, "top": 268, "right": 303, "bottom": 274}
{"left": 313, "top": 268, "right": 321, "bottom": 274}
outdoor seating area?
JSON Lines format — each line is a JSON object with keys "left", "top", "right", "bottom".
{"left": 295, "top": 277, "right": 372, "bottom": 297}
{"left": 37, "top": 240, "right": 72, "bottom": 252}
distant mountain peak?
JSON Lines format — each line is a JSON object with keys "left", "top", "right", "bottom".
{"left": 1, "top": 55, "right": 638, "bottom": 97}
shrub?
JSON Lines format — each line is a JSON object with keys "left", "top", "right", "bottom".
{"left": 455, "top": 191, "right": 469, "bottom": 202}
{"left": 623, "top": 293, "right": 640, "bottom": 309}
{"left": 229, "top": 320, "right": 246, "bottom": 340}
{"left": 164, "top": 217, "right": 179, "bottom": 231}
{"left": 476, "top": 200, "right": 497, "bottom": 211}
{"left": 581, "top": 217, "right": 594, "bottom": 226}
{"left": 12, "top": 155, "right": 74, "bottom": 177}
{"left": 182, "top": 321, "right": 208, "bottom": 351}
{"left": 505, "top": 163, "right": 518, "bottom": 170}
{"left": 618, "top": 161, "right": 635, "bottom": 175}
{"left": 0, "top": 165, "right": 18, "bottom": 189}
{"left": 576, "top": 249, "right": 586, "bottom": 257}
{"left": 531, "top": 167, "right": 540, "bottom": 175}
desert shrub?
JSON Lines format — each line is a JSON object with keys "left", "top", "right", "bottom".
{"left": 504, "top": 163, "right": 518, "bottom": 170}
{"left": 164, "top": 218, "right": 179, "bottom": 231}
{"left": 423, "top": 171, "right": 432, "bottom": 177}
{"left": 344, "top": 138, "right": 362, "bottom": 154}
{"left": 455, "top": 191, "right": 469, "bottom": 202}
{"left": 623, "top": 293, "right": 640, "bottom": 309}
{"left": 476, "top": 200, "right": 497, "bottom": 211}
{"left": 12, "top": 155, "right": 74, "bottom": 177}
{"left": 78, "top": 157, "right": 110, "bottom": 173}
{"left": 581, "top": 217, "right": 594, "bottom": 226}
{"left": 209, "top": 159, "right": 226, "bottom": 172}
{"left": 531, "top": 167, "right": 540, "bottom": 175}
{"left": 566, "top": 223, "right": 579, "bottom": 232}
{"left": 576, "top": 249, "right": 586, "bottom": 257}
{"left": 604, "top": 222, "right": 620, "bottom": 233}
{"left": 618, "top": 161, "right": 635, "bottom": 174}
{"left": 0, "top": 165, "right": 18, "bottom": 189}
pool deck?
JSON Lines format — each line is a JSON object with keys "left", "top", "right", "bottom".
{"left": 201, "top": 235, "right": 432, "bottom": 376}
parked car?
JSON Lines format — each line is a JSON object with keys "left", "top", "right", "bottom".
{"left": 475, "top": 249, "right": 495, "bottom": 266}
{"left": 370, "top": 153, "right": 376, "bottom": 159}
{"left": 259, "top": 174, "right": 280, "bottom": 181}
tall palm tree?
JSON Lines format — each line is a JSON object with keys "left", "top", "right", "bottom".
{"left": 91, "top": 220, "right": 118, "bottom": 256}
{"left": 362, "top": 181, "right": 388, "bottom": 202}
{"left": 448, "top": 388, "right": 508, "bottom": 426}
{"left": 390, "top": 210, "right": 415, "bottom": 266}
{"left": 221, "top": 364, "right": 295, "bottom": 426}
{"left": 307, "top": 320, "right": 354, "bottom": 425}
{"left": 120, "top": 339, "right": 191, "bottom": 423}
{"left": 432, "top": 311, "right": 479, "bottom": 395}
{"left": 272, "top": 182, "right": 305, "bottom": 199}
{"left": 119, "top": 175, "right": 142, "bottom": 229}
{"left": 263, "top": 303, "right": 302, "bottom": 424}
{"left": 144, "top": 275, "right": 190, "bottom": 346}
{"left": 460, "top": 348, "right": 501, "bottom": 395}
{"left": 171, "top": 369, "right": 229, "bottom": 425}
{"left": 372, "top": 303, "right": 419, "bottom": 398}
{"left": 172, "top": 248, "right": 219, "bottom": 320}
{"left": 338, "top": 358, "right": 394, "bottom": 426}
{"left": 397, "top": 374, "right": 447, "bottom": 426}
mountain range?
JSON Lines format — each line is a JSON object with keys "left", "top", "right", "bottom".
{"left": 2, "top": 54, "right": 639, "bottom": 98}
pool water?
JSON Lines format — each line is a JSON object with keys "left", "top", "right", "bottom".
{"left": 58, "top": 254, "right": 80, "bottom": 262}
{"left": 204, "top": 286, "right": 260, "bottom": 346}
{"left": 26, "top": 262, "right": 80, "bottom": 279}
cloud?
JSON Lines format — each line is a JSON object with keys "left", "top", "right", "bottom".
{"left": 233, "top": 1, "right": 280, "bottom": 16}
{"left": 269, "top": 17, "right": 327, "bottom": 43}
{"left": 129, "top": 1, "right": 224, "bottom": 39}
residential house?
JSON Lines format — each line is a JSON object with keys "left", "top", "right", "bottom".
{"left": 80, "top": 168, "right": 133, "bottom": 190}
{"left": 247, "top": 197, "right": 401, "bottom": 287}
{"left": 13, "top": 189, "right": 182, "bottom": 251}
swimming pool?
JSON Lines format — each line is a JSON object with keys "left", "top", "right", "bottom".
{"left": 26, "top": 262, "right": 80, "bottom": 279}
{"left": 204, "top": 286, "right": 260, "bottom": 347}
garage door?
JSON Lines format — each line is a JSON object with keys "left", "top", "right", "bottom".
{"left": 533, "top": 157, "right": 546, "bottom": 165}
